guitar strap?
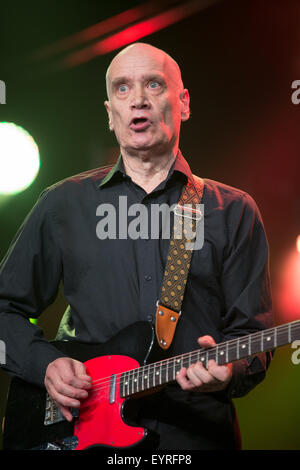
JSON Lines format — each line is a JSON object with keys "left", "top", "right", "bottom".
{"left": 155, "top": 175, "right": 205, "bottom": 349}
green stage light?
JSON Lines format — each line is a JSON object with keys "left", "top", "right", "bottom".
{"left": 0, "top": 122, "right": 40, "bottom": 195}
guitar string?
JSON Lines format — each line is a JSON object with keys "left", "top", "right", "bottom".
{"left": 87, "top": 323, "right": 300, "bottom": 391}
{"left": 88, "top": 322, "right": 299, "bottom": 387}
{"left": 84, "top": 323, "right": 300, "bottom": 396}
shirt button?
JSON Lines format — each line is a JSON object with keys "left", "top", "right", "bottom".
{"left": 144, "top": 275, "right": 152, "bottom": 281}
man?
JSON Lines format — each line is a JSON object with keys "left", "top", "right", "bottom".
{"left": 0, "top": 43, "right": 273, "bottom": 449}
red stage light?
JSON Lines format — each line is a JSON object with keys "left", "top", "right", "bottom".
{"left": 296, "top": 235, "right": 300, "bottom": 253}
{"left": 63, "top": 0, "right": 212, "bottom": 68}
{"left": 276, "top": 237, "right": 300, "bottom": 323}
{"left": 31, "top": 1, "right": 169, "bottom": 60}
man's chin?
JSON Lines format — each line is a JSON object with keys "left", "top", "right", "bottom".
{"left": 124, "top": 136, "right": 170, "bottom": 154}
{"left": 125, "top": 139, "right": 155, "bottom": 153}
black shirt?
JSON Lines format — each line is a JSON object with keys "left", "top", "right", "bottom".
{"left": 0, "top": 150, "right": 273, "bottom": 447}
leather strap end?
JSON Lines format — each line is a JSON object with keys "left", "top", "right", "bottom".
{"left": 155, "top": 304, "right": 181, "bottom": 350}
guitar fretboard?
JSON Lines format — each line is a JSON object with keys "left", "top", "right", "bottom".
{"left": 120, "top": 320, "right": 300, "bottom": 398}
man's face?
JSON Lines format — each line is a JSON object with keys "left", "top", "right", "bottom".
{"left": 105, "top": 45, "right": 190, "bottom": 156}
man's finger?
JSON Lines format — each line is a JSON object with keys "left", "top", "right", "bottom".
{"left": 207, "top": 360, "right": 233, "bottom": 383}
{"left": 48, "top": 358, "right": 91, "bottom": 390}
{"left": 72, "top": 359, "right": 92, "bottom": 384}
{"left": 46, "top": 380, "right": 82, "bottom": 409}
{"left": 176, "top": 367, "right": 199, "bottom": 391}
{"left": 197, "top": 335, "right": 216, "bottom": 348}
{"left": 186, "top": 362, "right": 216, "bottom": 386}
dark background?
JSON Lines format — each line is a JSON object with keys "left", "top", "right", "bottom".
{"left": 0, "top": 0, "right": 300, "bottom": 450}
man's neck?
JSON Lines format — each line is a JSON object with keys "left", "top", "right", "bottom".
{"left": 121, "top": 147, "right": 178, "bottom": 194}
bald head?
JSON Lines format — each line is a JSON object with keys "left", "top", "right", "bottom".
{"left": 105, "top": 43, "right": 184, "bottom": 99}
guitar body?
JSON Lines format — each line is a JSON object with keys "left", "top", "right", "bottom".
{"left": 3, "top": 321, "right": 159, "bottom": 450}
{"left": 74, "top": 354, "right": 146, "bottom": 450}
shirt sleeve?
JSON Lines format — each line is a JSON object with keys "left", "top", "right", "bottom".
{"left": 0, "top": 189, "right": 67, "bottom": 388}
{"left": 220, "top": 192, "right": 274, "bottom": 399}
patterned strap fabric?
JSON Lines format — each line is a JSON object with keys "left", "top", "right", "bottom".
{"left": 155, "top": 175, "right": 205, "bottom": 349}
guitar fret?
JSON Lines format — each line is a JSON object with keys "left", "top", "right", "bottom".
{"left": 120, "top": 321, "right": 300, "bottom": 398}
{"left": 134, "top": 369, "right": 138, "bottom": 393}
{"left": 265, "top": 332, "right": 273, "bottom": 350}
{"left": 199, "top": 351, "right": 205, "bottom": 366}
{"left": 127, "top": 371, "right": 130, "bottom": 396}
{"left": 136, "top": 367, "right": 140, "bottom": 393}
{"left": 175, "top": 357, "right": 181, "bottom": 377}
{"left": 188, "top": 352, "right": 191, "bottom": 369}
{"left": 240, "top": 340, "right": 247, "bottom": 356}
{"left": 123, "top": 371, "right": 126, "bottom": 396}
{"left": 218, "top": 345, "right": 225, "bottom": 366}
{"left": 140, "top": 367, "right": 144, "bottom": 392}
{"left": 153, "top": 364, "right": 157, "bottom": 387}
{"left": 166, "top": 359, "right": 169, "bottom": 383}
{"left": 158, "top": 362, "right": 162, "bottom": 385}
{"left": 124, "top": 371, "right": 129, "bottom": 397}
{"left": 121, "top": 372, "right": 124, "bottom": 397}
{"left": 131, "top": 370, "right": 135, "bottom": 395}
{"left": 131, "top": 370, "right": 135, "bottom": 394}
{"left": 146, "top": 364, "right": 150, "bottom": 390}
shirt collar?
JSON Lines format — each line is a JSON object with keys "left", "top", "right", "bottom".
{"left": 98, "top": 150, "right": 196, "bottom": 189}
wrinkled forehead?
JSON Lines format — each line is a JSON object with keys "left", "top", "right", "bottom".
{"left": 106, "top": 44, "right": 183, "bottom": 96}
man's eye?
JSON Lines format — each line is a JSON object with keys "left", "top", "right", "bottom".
{"left": 148, "top": 81, "right": 160, "bottom": 89}
{"left": 118, "top": 85, "right": 129, "bottom": 93}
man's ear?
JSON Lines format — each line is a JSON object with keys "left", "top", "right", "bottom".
{"left": 104, "top": 100, "right": 114, "bottom": 131}
{"left": 180, "top": 89, "right": 190, "bottom": 122}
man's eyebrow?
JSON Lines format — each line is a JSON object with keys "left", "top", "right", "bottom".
{"left": 111, "top": 76, "right": 131, "bottom": 87}
{"left": 111, "top": 74, "right": 166, "bottom": 88}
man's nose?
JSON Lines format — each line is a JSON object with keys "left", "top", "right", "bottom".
{"left": 131, "top": 85, "right": 150, "bottom": 109}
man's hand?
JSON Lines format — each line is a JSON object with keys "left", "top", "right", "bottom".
{"left": 44, "top": 357, "right": 92, "bottom": 422}
{"left": 176, "top": 335, "right": 233, "bottom": 393}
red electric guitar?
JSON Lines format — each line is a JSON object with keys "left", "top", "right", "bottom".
{"left": 3, "top": 319, "right": 300, "bottom": 450}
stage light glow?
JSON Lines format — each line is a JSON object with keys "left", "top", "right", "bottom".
{"left": 31, "top": 1, "right": 168, "bottom": 60}
{"left": 63, "top": 0, "right": 219, "bottom": 68}
{"left": 276, "top": 240, "right": 300, "bottom": 323}
{"left": 296, "top": 235, "right": 300, "bottom": 253}
{"left": 0, "top": 122, "right": 40, "bottom": 195}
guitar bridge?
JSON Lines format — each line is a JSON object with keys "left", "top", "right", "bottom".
{"left": 44, "top": 393, "right": 79, "bottom": 426}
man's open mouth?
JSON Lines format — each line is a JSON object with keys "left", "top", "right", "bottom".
{"left": 130, "top": 117, "right": 150, "bottom": 131}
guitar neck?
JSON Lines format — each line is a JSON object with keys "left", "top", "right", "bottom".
{"left": 120, "top": 320, "right": 300, "bottom": 398}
